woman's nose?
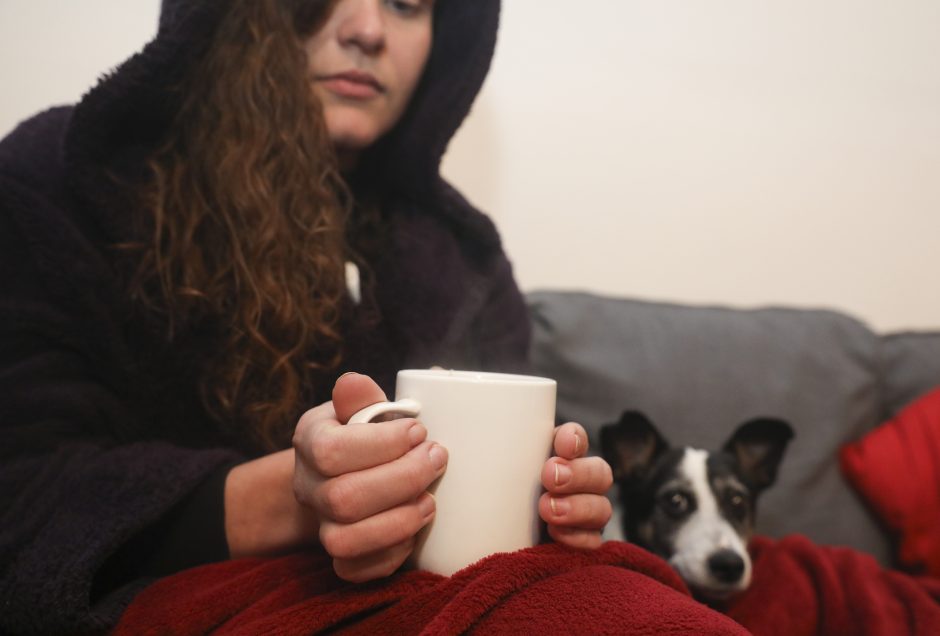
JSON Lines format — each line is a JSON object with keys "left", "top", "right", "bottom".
{"left": 336, "top": 0, "right": 386, "bottom": 55}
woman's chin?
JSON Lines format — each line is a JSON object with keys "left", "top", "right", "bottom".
{"left": 327, "top": 120, "right": 384, "bottom": 157}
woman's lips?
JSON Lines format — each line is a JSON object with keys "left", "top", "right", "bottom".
{"left": 318, "top": 71, "right": 385, "bottom": 99}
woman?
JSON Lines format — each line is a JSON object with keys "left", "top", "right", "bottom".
{"left": 0, "top": 0, "right": 611, "bottom": 632}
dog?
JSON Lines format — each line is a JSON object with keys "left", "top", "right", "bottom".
{"left": 599, "top": 410, "right": 793, "bottom": 600}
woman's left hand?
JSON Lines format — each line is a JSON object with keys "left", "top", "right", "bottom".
{"left": 539, "top": 422, "right": 613, "bottom": 548}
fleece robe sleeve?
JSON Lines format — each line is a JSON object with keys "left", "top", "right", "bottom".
{"left": 0, "top": 178, "right": 244, "bottom": 635}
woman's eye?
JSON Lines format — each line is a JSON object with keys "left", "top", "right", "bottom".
{"left": 386, "top": 0, "right": 426, "bottom": 17}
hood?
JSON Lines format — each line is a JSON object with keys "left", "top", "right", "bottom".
{"left": 66, "top": 0, "right": 501, "bottom": 239}
{"left": 368, "top": 0, "right": 500, "bottom": 197}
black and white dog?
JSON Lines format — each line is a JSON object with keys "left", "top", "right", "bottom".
{"left": 599, "top": 410, "right": 793, "bottom": 600}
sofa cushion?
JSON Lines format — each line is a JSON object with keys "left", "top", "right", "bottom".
{"left": 881, "top": 332, "right": 940, "bottom": 418}
{"left": 527, "top": 290, "right": 891, "bottom": 564}
{"left": 840, "top": 387, "right": 940, "bottom": 576}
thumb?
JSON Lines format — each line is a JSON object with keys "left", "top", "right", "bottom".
{"left": 332, "top": 372, "right": 388, "bottom": 423}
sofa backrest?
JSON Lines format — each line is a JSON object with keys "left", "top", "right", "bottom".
{"left": 527, "top": 290, "right": 940, "bottom": 565}
{"left": 882, "top": 332, "right": 940, "bottom": 418}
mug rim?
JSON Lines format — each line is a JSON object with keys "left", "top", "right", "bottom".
{"left": 398, "top": 368, "right": 556, "bottom": 386}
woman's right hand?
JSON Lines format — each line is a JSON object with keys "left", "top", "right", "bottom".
{"left": 292, "top": 372, "right": 448, "bottom": 582}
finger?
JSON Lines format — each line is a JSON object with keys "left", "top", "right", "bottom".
{"left": 292, "top": 400, "right": 339, "bottom": 455}
{"left": 319, "top": 493, "right": 435, "bottom": 560}
{"left": 298, "top": 416, "right": 428, "bottom": 477}
{"left": 293, "top": 400, "right": 339, "bottom": 445}
{"left": 315, "top": 442, "right": 448, "bottom": 523}
{"left": 539, "top": 492, "right": 612, "bottom": 530}
{"left": 332, "top": 372, "right": 388, "bottom": 423}
{"left": 332, "top": 537, "right": 417, "bottom": 583}
{"left": 553, "top": 422, "right": 590, "bottom": 459}
{"left": 546, "top": 525, "right": 604, "bottom": 550}
{"left": 541, "top": 456, "right": 613, "bottom": 496}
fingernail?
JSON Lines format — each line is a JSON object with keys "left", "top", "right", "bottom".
{"left": 429, "top": 444, "right": 447, "bottom": 470}
{"left": 554, "top": 462, "right": 572, "bottom": 486}
{"left": 408, "top": 423, "right": 427, "bottom": 447}
{"left": 338, "top": 371, "right": 357, "bottom": 380}
{"left": 574, "top": 433, "right": 582, "bottom": 455}
{"left": 550, "top": 497, "right": 570, "bottom": 516}
{"left": 418, "top": 493, "right": 436, "bottom": 518}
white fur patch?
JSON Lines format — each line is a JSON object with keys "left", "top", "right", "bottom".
{"left": 668, "top": 448, "right": 752, "bottom": 595}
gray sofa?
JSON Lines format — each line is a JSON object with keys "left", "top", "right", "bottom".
{"left": 527, "top": 290, "right": 940, "bottom": 565}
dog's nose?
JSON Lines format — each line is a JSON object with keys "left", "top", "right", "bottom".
{"left": 707, "top": 550, "right": 745, "bottom": 583}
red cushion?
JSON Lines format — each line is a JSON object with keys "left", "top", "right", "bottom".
{"left": 840, "top": 387, "right": 940, "bottom": 576}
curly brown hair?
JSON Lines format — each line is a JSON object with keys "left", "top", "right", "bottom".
{"left": 130, "top": 0, "right": 348, "bottom": 450}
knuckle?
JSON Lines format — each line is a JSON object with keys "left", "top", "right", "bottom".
{"left": 377, "top": 539, "right": 413, "bottom": 578}
{"left": 376, "top": 556, "right": 403, "bottom": 579}
{"left": 294, "top": 408, "right": 320, "bottom": 438}
{"left": 581, "top": 457, "right": 611, "bottom": 490}
{"left": 319, "top": 524, "right": 353, "bottom": 559}
{"left": 294, "top": 403, "right": 336, "bottom": 445}
{"left": 402, "top": 453, "right": 433, "bottom": 494}
{"left": 291, "top": 423, "right": 308, "bottom": 452}
{"left": 333, "top": 559, "right": 364, "bottom": 583}
{"left": 597, "top": 496, "right": 613, "bottom": 519}
{"left": 292, "top": 475, "right": 309, "bottom": 505}
{"left": 310, "top": 431, "right": 344, "bottom": 476}
{"left": 399, "top": 508, "right": 426, "bottom": 542}
{"left": 294, "top": 410, "right": 312, "bottom": 433}
{"left": 580, "top": 495, "right": 612, "bottom": 529}
{"left": 320, "top": 479, "right": 360, "bottom": 523}
{"left": 600, "top": 460, "right": 614, "bottom": 490}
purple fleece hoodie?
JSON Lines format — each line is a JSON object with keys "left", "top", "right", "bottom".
{"left": 0, "top": 1, "right": 528, "bottom": 632}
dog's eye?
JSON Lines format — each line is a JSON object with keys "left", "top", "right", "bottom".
{"left": 725, "top": 491, "right": 748, "bottom": 520}
{"left": 659, "top": 490, "right": 693, "bottom": 517}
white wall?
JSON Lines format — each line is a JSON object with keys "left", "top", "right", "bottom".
{"left": 3, "top": 1, "right": 938, "bottom": 332}
{"left": 443, "top": 0, "right": 940, "bottom": 333}
{"left": 0, "top": 1, "right": 160, "bottom": 128}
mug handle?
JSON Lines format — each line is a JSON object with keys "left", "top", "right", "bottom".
{"left": 347, "top": 398, "right": 422, "bottom": 425}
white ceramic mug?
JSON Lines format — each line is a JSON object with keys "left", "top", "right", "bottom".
{"left": 348, "top": 369, "right": 557, "bottom": 576}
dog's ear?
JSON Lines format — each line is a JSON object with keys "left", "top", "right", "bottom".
{"left": 599, "top": 410, "right": 668, "bottom": 483}
{"left": 724, "top": 418, "right": 794, "bottom": 492}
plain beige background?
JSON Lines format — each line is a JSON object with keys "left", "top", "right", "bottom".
{"left": 3, "top": 1, "right": 938, "bottom": 332}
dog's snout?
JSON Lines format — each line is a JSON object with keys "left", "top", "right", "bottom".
{"left": 707, "top": 550, "right": 745, "bottom": 583}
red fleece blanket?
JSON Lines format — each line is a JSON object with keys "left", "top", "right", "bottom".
{"left": 114, "top": 542, "right": 745, "bottom": 635}
{"left": 115, "top": 538, "right": 940, "bottom": 635}
{"left": 726, "top": 536, "right": 940, "bottom": 635}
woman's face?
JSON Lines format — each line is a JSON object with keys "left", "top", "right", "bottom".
{"left": 304, "top": 0, "right": 434, "bottom": 162}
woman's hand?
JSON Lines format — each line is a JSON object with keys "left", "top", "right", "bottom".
{"left": 224, "top": 449, "right": 319, "bottom": 560}
{"left": 291, "top": 373, "right": 448, "bottom": 582}
{"left": 539, "top": 422, "right": 613, "bottom": 548}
